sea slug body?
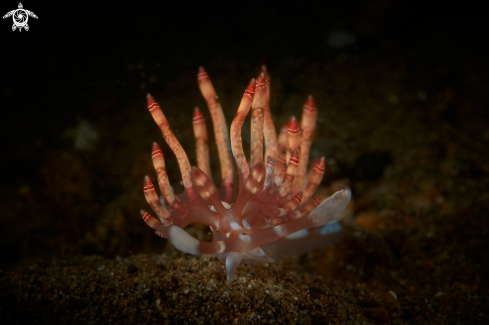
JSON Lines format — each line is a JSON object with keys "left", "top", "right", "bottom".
{"left": 140, "top": 66, "right": 351, "bottom": 282}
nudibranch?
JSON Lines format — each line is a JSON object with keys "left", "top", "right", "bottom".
{"left": 141, "top": 67, "right": 351, "bottom": 282}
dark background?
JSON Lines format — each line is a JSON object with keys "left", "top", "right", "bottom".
{"left": 1, "top": 0, "right": 488, "bottom": 262}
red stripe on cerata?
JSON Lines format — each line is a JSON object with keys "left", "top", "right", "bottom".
{"left": 152, "top": 149, "right": 163, "bottom": 158}
{"left": 287, "top": 127, "right": 300, "bottom": 134}
{"left": 192, "top": 115, "right": 205, "bottom": 124}
{"left": 303, "top": 104, "right": 317, "bottom": 113}
{"left": 289, "top": 157, "right": 299, "bottom": 165}
{"left": 256, "top": 81, "right": 266, "bottom": 90}
{"left": 148, "top": 103, "right": 160, "bottom": 111}
{"left": 314, "top": 164, "right": 326, "bottom": 173}
{"left": 244, "top": 88, "right": 255, "bottom": 99}
{"left": 303, "top": 96, "right": 317, "bottom": 113}
{"left": 142, "top": 212, "right": 151, "bottom": 221}
{"left": 197, "top": 72, "right": 208, "bottom": 80}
